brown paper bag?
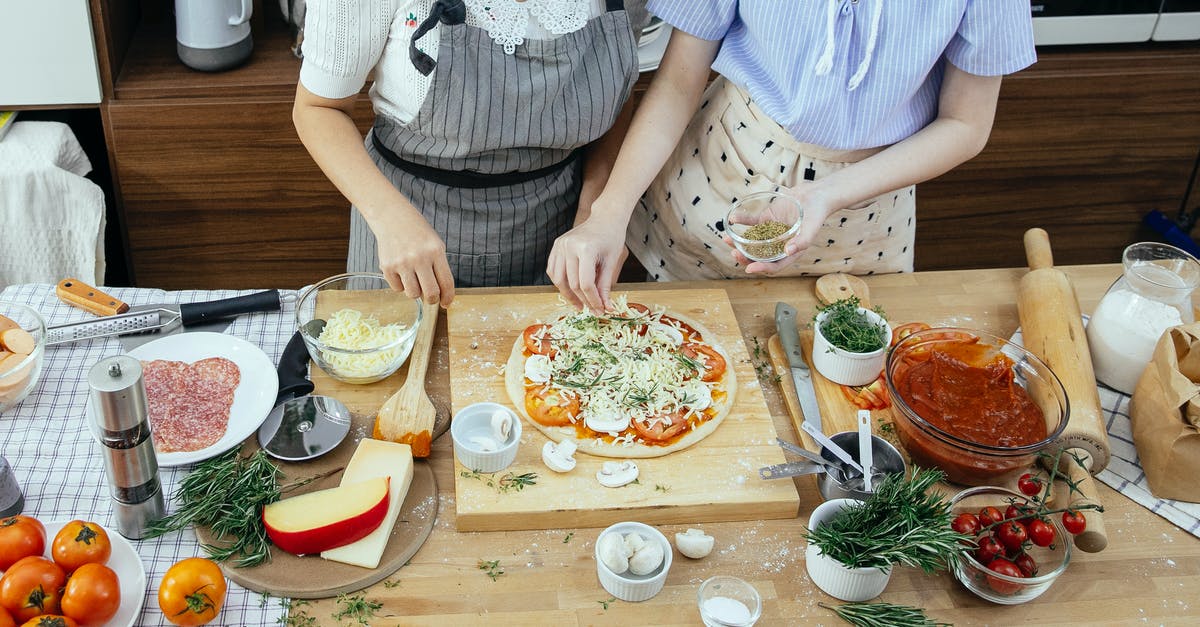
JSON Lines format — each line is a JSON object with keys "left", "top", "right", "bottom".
{"left": 1131, "top": 324, "right": 1200, "bottom": 502}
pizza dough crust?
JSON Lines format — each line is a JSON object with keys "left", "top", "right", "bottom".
{"left": 505, "top": 309, "right": 737, "bottom": 459}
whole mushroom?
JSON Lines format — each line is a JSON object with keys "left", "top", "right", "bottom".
{"left": 541, "top": 440, "right": 578, "bottom": 473}
{"left": 674, "top": 528, "right": 715, "bottom": 559}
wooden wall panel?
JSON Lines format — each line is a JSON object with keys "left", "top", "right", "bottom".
{"left": 916, "top": 45, "right": 1200, "bottom": 270}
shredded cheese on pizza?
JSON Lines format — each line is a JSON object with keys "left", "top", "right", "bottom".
{"left": 525, "top": 297, "right": 721, "bottom": 440}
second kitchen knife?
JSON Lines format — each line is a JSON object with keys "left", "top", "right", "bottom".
{"left": 775, "top": 301, "right": 825, "bottom": 437}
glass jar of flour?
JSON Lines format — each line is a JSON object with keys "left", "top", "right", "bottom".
{"left": 1086, "top": 242, "right": 1200, "bottom": 394}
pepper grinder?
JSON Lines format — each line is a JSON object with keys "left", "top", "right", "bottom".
{"left": 88, "top": 355, "right": 166, "bottom": 539}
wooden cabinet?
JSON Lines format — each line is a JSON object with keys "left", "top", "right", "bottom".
{"left": 97, "top": 5, "right": 1200, "bottom": 289}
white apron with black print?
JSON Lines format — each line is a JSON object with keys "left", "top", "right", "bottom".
{"left": 626, "top": 77, "right": 916, "bottom": 281}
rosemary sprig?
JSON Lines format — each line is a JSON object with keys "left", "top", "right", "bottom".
{"left": 804, "top": 469, "right": 971, "bottom": 572}
{"left": 815, "top": 297, "right": 888, "bottom": 353}
{"left": 820, "top": 601, "right": 951, "bottom": 627}
{"left": 144, "top": 449, "right": 280, "bottom": 567}
{"left": 332, "top": 593, "right": 382, "bottom": 625}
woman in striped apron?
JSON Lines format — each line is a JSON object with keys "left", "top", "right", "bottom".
{"left": 295, "top": 0, "right": 648, "bottom": 306}
{"left": 549, "top": 0, "right": 1036, "bottom": 312}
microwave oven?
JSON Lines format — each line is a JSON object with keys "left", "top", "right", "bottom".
{"left": 1032, "top": 0, "right": 1200, "bottom": 44}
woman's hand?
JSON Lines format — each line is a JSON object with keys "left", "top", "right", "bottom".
{"left": 374, "top": 210, "right": 456, "bottom": 308}
{"left": 547, "top": 209, "right": 630, "bottom": 311}
{"left": 727, "top": 182, "right": 838, "bottom": 273}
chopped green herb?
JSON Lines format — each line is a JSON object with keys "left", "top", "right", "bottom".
{"left": 479, "top": 559, "right": 504, "bottom": 581}
{"left": 815, "top": 297, "right": 888, "bottom": 354}
{"left": 563, "top": 532, "right": 574, "bottom": 544}
{"left": 599, "top": 596, "right": 617, "bottom": 610}
{"left": 332, "top": 593, "right": 382, "bottom": 626}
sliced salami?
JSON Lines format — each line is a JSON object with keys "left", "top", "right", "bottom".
{"left": 141, "top": 357, "right": 241, "bottom": 453}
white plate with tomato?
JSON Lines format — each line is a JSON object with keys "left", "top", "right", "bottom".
{"left": 1, "top": 519, "right": 145, "bottom": 627}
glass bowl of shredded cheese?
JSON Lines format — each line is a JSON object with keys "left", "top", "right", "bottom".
{"left": 725, "top": 190, "right": 804, "bottom": 263}
{"left": 295, "top": 273, "right": 422, "bottom": 384}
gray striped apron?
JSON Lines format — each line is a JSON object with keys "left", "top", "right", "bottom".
{"left": 348, "top": 0, "right": 639, "bottom": 287}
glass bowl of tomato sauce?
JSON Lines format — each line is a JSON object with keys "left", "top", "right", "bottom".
{"left": 883, "top": 327, "right": 1068, "bottom": 486}
{"left": 949, "top": 485, "right": 1071, "bottom": 604}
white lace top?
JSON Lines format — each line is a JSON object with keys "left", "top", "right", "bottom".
{"left": 301, "top": 0, "right": 605, "bottom": 124}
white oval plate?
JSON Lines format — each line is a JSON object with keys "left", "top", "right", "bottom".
{"left": 638, "top": 24, "right": 672, "bottom": 73}
{"left": 123, "top": 332, "right": 278, "bottom": 467}
{"left": 41, "top": 520, "right": 147, "bottom": 627}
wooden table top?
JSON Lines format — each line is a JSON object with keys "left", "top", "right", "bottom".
{"left": 303, "top": 264, "right": 1200, "bottom": 626}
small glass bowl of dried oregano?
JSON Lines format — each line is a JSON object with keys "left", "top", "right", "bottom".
{"left": 725, "top": 190, "right": 803, "bottom": 262}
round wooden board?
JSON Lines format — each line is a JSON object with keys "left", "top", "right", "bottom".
{"left": 194, "top": 412, "right": 438, "bottom": 599}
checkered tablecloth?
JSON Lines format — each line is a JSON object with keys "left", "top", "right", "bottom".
{"left": 0, "top": 282, "right": 301, "bottom": 626}
{"left": 1011, "top": 324, "right": 1200, "bottom": 540}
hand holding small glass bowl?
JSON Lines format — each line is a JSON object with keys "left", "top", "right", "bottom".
{"left": 883, "top": 327, "right": 1068, "bottom": 486}
{"left": 725, "top": 191, "right": 803, "bottom": 263}
{"left": 295, "top": 273, "right": 422, "bottom": 384}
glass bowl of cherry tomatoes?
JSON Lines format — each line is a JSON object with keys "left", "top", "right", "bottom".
{"left": 948, "top": 485, "right": 1071, "bottom": 604}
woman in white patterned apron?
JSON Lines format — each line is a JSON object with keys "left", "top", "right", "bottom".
{"left": 549, "top": 0, "right": 1036, "bottom": 312}
{"left": 295, "top": 0, "right": 649, "bottom": 306}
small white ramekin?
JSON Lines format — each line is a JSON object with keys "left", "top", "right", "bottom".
{"left": 805, "top": 498, "right": 892, "bottom": 602}
{"left": 595, "top": 521, "right": 673, "bottom": 602}
{"left": 811, "top": 308, "right": 891, "bottom": 386}
{"left": 451, "top": 402, "right": 521, "bottom": 473}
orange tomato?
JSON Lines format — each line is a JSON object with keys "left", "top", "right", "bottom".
{"left": 60, "top": 563, "right": 120, "bottom": 626}
{"left": 890, "top": 322, "right": 932, "bottom": 346}
{"left": 0, "top": 605, "right": 15, "bottom": 627}
{"left": 521, "top": 324, "right": 556, "bottom": 358}
{"left": 157, "top": 558, "right": 225, "bottom": 627}
{"left": 51, "top": 522, "right": 111, "bottom": 574}
{"left": 631, "top": 410, "right": 689, "bottom": 443}
{"left": 19, "top": 616, "right": 78, "bottom": 627}
{"left": 0, "top": 517, "right": 45, "bottom": 571}
{"left": 682, "top": 343, "right": 726, "bottom": 382}
{"left": 0, "top": 556, "right": 65, "bottom": 621}
{"left": 524, "top": 388, "right": 579, "bottom": 427}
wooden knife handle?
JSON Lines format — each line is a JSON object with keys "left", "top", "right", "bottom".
{"left": 55, "top": 279, "right": 129, "bottom": 316}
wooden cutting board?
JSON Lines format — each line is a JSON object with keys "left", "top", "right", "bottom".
{"left": 194, "top": 413, "right": 438, "bottom": 599}
{"left": 446, "top": 288, "right": 801, "bottom": 532}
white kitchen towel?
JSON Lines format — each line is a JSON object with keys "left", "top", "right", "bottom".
{"left": 0, "top": 121, "right": 106, "bottom": 288}
{"left": 1012, "top": 324, "right": 1200, "bottom": 540}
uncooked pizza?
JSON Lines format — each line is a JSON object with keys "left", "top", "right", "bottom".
{"left": 142, "top": 357, "right": 240, "bottom": 453}
{"left": 505, "top": 298, "right": 736, "bottom": 458}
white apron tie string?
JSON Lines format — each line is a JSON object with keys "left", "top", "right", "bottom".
{"left": 847, "top": 0, "right": 883, "bottom": 91}
{"left": 812, "top": 0, "right": 884, "bottom": 91}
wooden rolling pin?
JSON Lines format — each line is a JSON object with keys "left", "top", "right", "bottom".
{"left": 1017, "top": 228, "right": 1109, "bottom": 552}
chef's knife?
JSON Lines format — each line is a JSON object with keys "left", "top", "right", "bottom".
{"left": 46, "top": 290, "right": 284, "bottom": 347}
{"left": 775, "top": 301, "right": 825, "bottom": 436}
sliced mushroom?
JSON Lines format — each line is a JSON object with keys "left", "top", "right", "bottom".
{"left": 596, "top": 460, "right": 639, "bottom": 488}
{"left": 524, "top": 354, "right": 553, "bottom": 383}
{"left": 541, "top": 440, "right": 577, "bottom": 473}
{"left": 628, "top": 540, "right": 665, "bottom": 576}
{"left": 491, "top": 409, "right": 514, "bottom": 443}
{"left": 648, "top": 321, "right": 684, "bottom": 345}
{"left": 584, "top": 406, "right": 631, "bottom": 434}
{"left": 596, "top": 532, "right": 630, "bottom": 574}
{"left": 674, "top": 528, "right": 715, "bottom": 559}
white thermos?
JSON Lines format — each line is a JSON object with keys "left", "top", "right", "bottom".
{"left": 175, "top": 0, "right": 254, "bottom": 72}
{"left": 88, "top": 355, "right": 166, "bottom": 539}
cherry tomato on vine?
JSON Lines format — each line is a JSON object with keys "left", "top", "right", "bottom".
{"left": 985, "top": 558, "right": 1025, "bottom": 595}
{"left": 978, "top": 506, "right": 1004, "bottom": 527}
{"left": 1017, "top": 473, "right": 1043, "bottom": 497}
{"left": 1062, "top": 510, "right": 1087, "bottom": 535}
{"left": 974, "top": 535, "right": 1004, "bottom": 564}
{"left": 1014, "top": 552, "right": 1039, "bottom": 577}
{"left": 1027, "top": 518, "right": 1056, "bottom": 547}
{"left": 995, "top": 520, "right": 1028, "bottom": 552}
{"left": 951, "top": 513, "right": 981, "bottom": 536}
{"left": 1005, "top": 503, "right": 1034, "bottom": 523}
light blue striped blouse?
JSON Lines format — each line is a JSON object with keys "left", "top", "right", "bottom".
{"left": 647, "top": 0, "right": 1036, "bottom": 151}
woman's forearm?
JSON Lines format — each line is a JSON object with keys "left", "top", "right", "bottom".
{"left": 811, "top": 65, "right": 1004, "bottom": 210}
{"left": 590, "top": 30, "right": 722, "bottom": 219}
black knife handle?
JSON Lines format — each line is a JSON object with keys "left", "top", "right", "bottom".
{"left": 276, "top": 330, "right": 315, "bottom": 405}
{"left": 179, "top": 290, "right": 282, "bottom": 326}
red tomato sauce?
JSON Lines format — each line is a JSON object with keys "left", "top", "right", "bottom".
{"left": 892, "top": 341, "right": 1046, "bottom": 447}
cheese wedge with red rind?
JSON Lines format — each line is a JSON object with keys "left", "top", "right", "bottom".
{"left": 263, "top": 476, "right": 390, "bottom": 555}
{"left": 321, "top": 439, "right": 415, "bottom": 569}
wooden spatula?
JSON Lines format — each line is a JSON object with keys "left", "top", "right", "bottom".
{"left": 374, "top": 302, "right": 440, "bottom": 458}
